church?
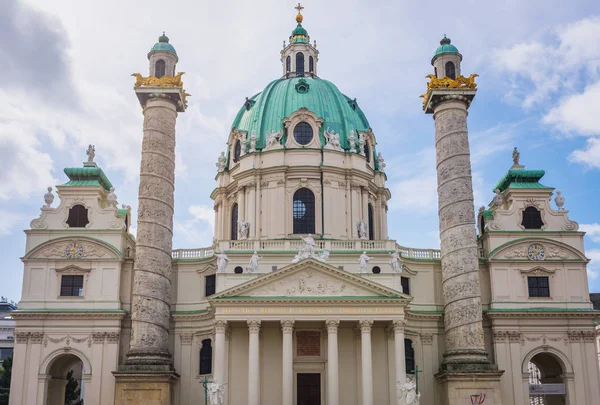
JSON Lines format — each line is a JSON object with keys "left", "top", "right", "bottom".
{"left": 7, "top": 5, "right": 600, "bottom": 405}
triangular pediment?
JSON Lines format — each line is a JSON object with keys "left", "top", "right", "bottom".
{"left": 212, "top": 259, "right": 409, "bottom": 300}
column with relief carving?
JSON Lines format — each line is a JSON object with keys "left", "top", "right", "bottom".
{"left": 248, "top": 320, "right": 261, "bottom": 405}
{"left": 326, "top": 320, "right": 340, "bottom": 405}
{"left": 281, "top": 320, "right": 294, "bottom": 405}
{"left": 360, "top": 320, "right": 374, "bottom": 405}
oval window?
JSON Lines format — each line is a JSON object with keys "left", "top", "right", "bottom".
{"left": 293, "top": 122, "right": 313, "bottom": 145}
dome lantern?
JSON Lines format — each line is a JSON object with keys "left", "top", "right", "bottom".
{"left": 148, "top": 31, "right": 179, "bottom": 78}
{"left": 281, "top": 3, "right": 319, "bottom": 78}
{"left": 431, "top": 35, "right": 462, "bottom": 79}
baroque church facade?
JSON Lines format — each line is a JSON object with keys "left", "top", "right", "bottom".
{"left": 7, "top": 7, "right": 600, "bottom": 405}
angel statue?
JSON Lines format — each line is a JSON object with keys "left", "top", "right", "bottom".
{"left": 324, "top": 129, "right": 342, "bottom": 151}
{"left": 107, "top": 187, "right": 118, "bottom": 208}
{"left": 266, "top": 130, "right": 282, "bottom": 149}
{"left": 207, "top": 382, "right": 226, "bottom": 405}
{"left": 247, "top": 251, "right": 262, "bottom": 273}
{"left": 238, "top": 219, "right": 249, "bottom": 239}
{"left": 358, "top": 251, "right": 371, "bottom": 273}
{"left": 302, "top": 234, "right": 316, "bottom": 257}
{"left": 215, "top": 251, "right": 229, "bottom": 274}
{"left": 389, "top": 249, "right": 403, "bottom": 274}
{"left": 357, "top": 219, "right": 368, "bottom": 239}
{"left": 216, "top": 152, "right": 226, "bottom": 173}
{"left": 397, "top": 377, "right": 420, "bottom": 405}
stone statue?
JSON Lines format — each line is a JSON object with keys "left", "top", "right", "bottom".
{"left": 107, "top": 187, "right": 118, "bottom": 208}
{"left": 216, "top": 152, "right": 226, "bottom": 173}
{"left": 215, "top": 251, "right": 229, "bottom": 274}
{"left": 318, "top": 249, "right": 330, "bottom": 262}
{"left": 266, "top": 130, "right": 282, "bottom": 149}
{"left": 86, "top": 144, "right": 95, "bottom": 162}
{"left": 397, "top": 377, "right": 420, "bottom": 405}
{"left": 358, "top": 132, "right": 366, "bottom": 156}
{"left": 389, "top": 249, "right": 403, "bottom": 274}
{"left": 249, "top": 130, "right": 257, "bottom": 153}
{"left": 302, "top": 234, "right": 315, "bottom": 256}
{"left": 239, "top": 219, "right": 249, "bottom": 239}
{"left": 554, "top": 189, "right": 565, "bottom": 210}
{"left": 44, "top": 186, "right": 54, "bottom": 208}
{"left": 348, "top": 130, "right": 357, "bottom": 153}
{"left": 357, "top": 219, "right": 368, "bottom": 240}
{"left": 247, "top": 250, "right": 262, "bottom": 273}
{"left": 512, "top": 146, "right": 520, "bottom": 166}
{"left": 492, "top": 189, "right": 503, "bottom": 208}
{"left": 324, "top": 129, "right": 342, "bottom": 151}
{"left": 377, "top": 152, "right": 386, "bottom": 172}
{"left": 207, "top": 382, "right": 226, "bottom": 405}
{"left": 240, "top": 133, "right": 247, "bottom": 156}
{"left": 358, "top": 251, "right": 371, "bottom": 273}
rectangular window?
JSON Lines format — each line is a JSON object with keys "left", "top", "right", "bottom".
{"left": 401, "top": 277, "right": 410, "bottom": 295}
{"left": 0, "top": 348, "right": 13, "bottom": 361}
{"left": 205, "top": 274, "right": 216, "bottom": 297}
{"left": 60, "top": 275, "right": 84, "bottom": 297}
{"left": 528, "top": 276, "right": 550, "bottom": 297}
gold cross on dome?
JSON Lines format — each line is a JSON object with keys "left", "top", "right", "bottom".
{"left": 295, "top": 3, "right": 304, "bottom": 13}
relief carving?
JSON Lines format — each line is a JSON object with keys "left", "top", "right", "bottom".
{"left": 248, "top": 269, "right": 351, "bottom": 297}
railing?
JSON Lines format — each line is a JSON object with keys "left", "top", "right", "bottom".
{"left": 172, "top": 240, "right": 444, "bottom": 260}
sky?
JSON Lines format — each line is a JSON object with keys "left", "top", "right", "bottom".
{"left": 1, "top": 0, "right": 600, "bottom": 300}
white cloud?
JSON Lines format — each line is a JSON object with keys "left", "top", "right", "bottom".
{"left": 570, "top": 138, "right": 600, "bottom": 169}
{"left": 0, "top": 210, "right": 25, "bottom": 236}
{"left": 189, "top": 205, "right": 215, "bottom": 230}
{"left": 387, "top": 148, "right": 437, "bottom": 214}
{"left": 587, "top": 249, "right": 600, "bottom": 280}
{"left": 544, "top": 81, "right": 600, "bottom": 136}
{"left": 173, "top": 205, "right": 215, "bottom": 248}
{"left": 580, "top": 223, "right": 600, "bottom": 243}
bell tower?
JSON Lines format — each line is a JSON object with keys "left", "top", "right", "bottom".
{"left": 113, "top": 33, "right": 187, "bottom": 405}
{"left": 422, "top": 37, "right": 504, "bottom": 404}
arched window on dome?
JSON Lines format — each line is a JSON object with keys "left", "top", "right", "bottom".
{"left": 522, "top": 206, "right": 543, "bottom": 230}
{"left": 368, "top": 203, "right": 374, "bottom": 240}
{"left": 286, "top": 55, "right": 291, "bottom": 73}
{"left": 365, "top": 142, "right": 371, "bottom": 163}
{"left": 293, "top": 188, "right": 315, "bottom": 234}
{"left": 231, "top": 203, "right": 238, "bottom": 240}
{"left": 233, "top": 140, "right": 241, "bottom": 163}
{"left": 309, "top": 56, "right": 314, "bottom": 73}
{"left": 296, "top": 52, "right": 305, "bottom": 76}
{"left": 155, "top": 59, "right": 166, "bottom": 79}
{"left": 445, "top": 61, "right": 456, "bottom": 80}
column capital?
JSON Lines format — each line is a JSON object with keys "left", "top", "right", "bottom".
{"left": 281, "top": 320, "right": 295, "bottom": 334}
{"left": 325, "top": 320, "right": 340, "bottom": 334}
{"left": 392, "top": 319, "right": 407, "bottom": 334}
{"left": 215, "top": 320, "right": 228, "bottom": 334}
{"left": 180, "top": 333, "right": 193, "bottom": 345}
{"left": 247, "top": 320, "right": 261, "bottom": 334}
{"left": 359, "top": 320, "right": 373, "bottom": 333}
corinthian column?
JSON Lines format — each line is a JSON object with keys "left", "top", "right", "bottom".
{"left": 359, "top": 320, "right": 374, "bottom": 405}
{"left": 326, "top": 320, "right": 340, "bottom": 405}
{"left": 126, "top": 95, "right": 179, "bottom": 365}
{"left": 426, "top": 91, "right": 488, "bottom": 366}
{"left": 281, "top": 320, "right": 294, "bottom": 405}
{"left": 248, "top": 320, "right": 261, "bottom": 405}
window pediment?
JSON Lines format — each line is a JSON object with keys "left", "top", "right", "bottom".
{"left": 520, "top": 266, "right": 555, "bottom": 276}
{"left": 55, "top": 265, "right": 92, "bottom": 274}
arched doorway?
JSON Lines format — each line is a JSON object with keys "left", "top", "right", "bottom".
{"left": 45, "top": 353, "right": 85, "bottom": 405}
{"left": 528, "top": 352, "right": 567, "bottom": 405}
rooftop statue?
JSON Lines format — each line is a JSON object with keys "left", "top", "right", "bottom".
{"left": 358, "top": 251, "right": 371, "bottom": 273}
{"left": 555, "top": 189, "right": 565, "bottom": 210}
{"left": 512, "top": 146, "right": 520, "bottom": 166}
{"left": 389, "top": 249, "right": 403, "bottom": 274}
{"left": 107, "top": 187, "right": 118, "bottom": 208}
{"left": 247, "top": 251, "right": 262, "bottom": 273}
{"left": 216, "top": 152, "right": 226, "bottom": 173}
{"left": 86, "top": 144, "right": 95, "bottom": 163}
{"left": 357, "top": 219, "right": 368, "bottom": 240}
{"left": 324, "top": 129, "right": 342, "bottom": 151}
{"left": 238, "top": 219, "right": 250, "bottom": 239}
{"left": 492, "top": 189, "right": 503, "bottom": 209}
{"left": 377, "top": 152, "right": 386, "bottom": 172}
{"left": 266, "top": 130, "right": 282, "bottom": 149}
{"left": 215, "top": 251, "right": 229, "bottom": 274}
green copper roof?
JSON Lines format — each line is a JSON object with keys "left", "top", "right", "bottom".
{"left": 291, "top": 23, "right": 308, "bottom": 43}
{"left": 232, "top": 77, "right": 370, "bottom": 151}
{"left": 63, "top": 167, "right": 113, "bottom": 192}
{"left": 482, "top": 209, "right": 494, "bottom": 219}
{"left": 432, "top": 36, "right": 461, "bottom": 64}
{"left": 149, "top": 33, "right": 177, "bottom": 56}
{"left": 116, "top": 208, "right": 128, "bottom": 218}
{"left": 493, "top": 169, "right": 547, "bottom": 193}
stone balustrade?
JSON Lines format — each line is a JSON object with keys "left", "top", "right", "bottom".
{"left": 171, "top": 240, "right": 449, "bottom": 260}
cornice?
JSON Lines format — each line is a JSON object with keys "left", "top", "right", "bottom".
{"left": 11, "top": 310, "right": 127, "bottom": 320}
{"left": 212, "top": 297, "right": 406, "bottom": 305}
{"left": 486, "top": 310, "right": 599, "bottom": 319}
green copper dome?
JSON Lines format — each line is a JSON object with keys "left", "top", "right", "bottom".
{"left": 432, "top": 36, "right": 460, "bottom": 63}
{"left": 232, "top": 77, "right": 370, "bottom": 151}
{"left": 149, "top": 33, "right": 177, "bottom": 56}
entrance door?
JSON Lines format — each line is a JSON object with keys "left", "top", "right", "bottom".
{"left": 297, "top": 373, "right": 321, "bottom": 405}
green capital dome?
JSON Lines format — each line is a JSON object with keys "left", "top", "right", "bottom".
{"left": 232, "top": 77, "right": 370, "bottom": 151}
{"left": 432, "top": 36, "right": 461, "bottom": 63}
{"left": 149, "top": 32, "right": 177, "bottom": 56}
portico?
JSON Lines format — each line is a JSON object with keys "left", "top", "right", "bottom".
{"left": 208, "top": 259, "right": 412, "bottom": 405}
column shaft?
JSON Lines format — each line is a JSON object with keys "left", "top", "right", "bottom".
{"left": 281, "top": 321, "right": 295, "bottom": 405}
{"left": 433, "top": 100, "right": 487, "bottom": 365}
{"left": 248, "top": 320, "right": 261, "bottom": 405}
{"left": 360, "top": 320, "right": 374, "bottom": 405}
{"left": 326, "top": 320, "right": 340, "bottom": 405}
{"left": 127, "top": 97, "right": 177, "bottom": 365}
{"left": 247, "top": 184, "right": 256, "bottom": 239}
{"left": 239, "top": 186, "right": 246, "bottom": 221}
{"left": 393, "top": 320, "right": 407, "bottom": 405}
{"left": 214, "top": 321, "right": 227, "bottom": 384}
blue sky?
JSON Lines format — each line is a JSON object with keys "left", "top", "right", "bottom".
{"left": 1, "top": 0, "right": 600, "bottom": 300}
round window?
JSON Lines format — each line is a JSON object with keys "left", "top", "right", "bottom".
{"left": 372, "top": 266, "right": 381, "bottom": 274}
{"left": 234, "top": 266, "right": 244, "bottom": 274}
{"left": 293, "top": 122, "right": 313, "bottom": 145}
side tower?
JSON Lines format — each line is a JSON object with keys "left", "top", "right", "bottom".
{"left": 114, "top": 33, "right": 187, "bottom": 405}
{"left": 422, "top": 37, "right": 504, "bottom": 404}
